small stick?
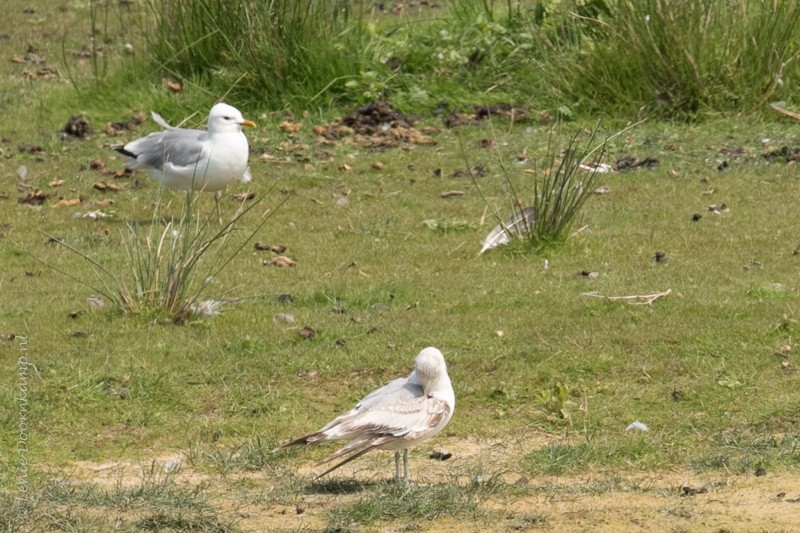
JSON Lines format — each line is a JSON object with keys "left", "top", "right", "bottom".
{"left": 569, "top": 224, "right": 589, "bottom": 239}
{"left": 769, "top": 102, "right": 800, "bottom": 122}
{"left": 582, "top": 288, "right": 671, "bottom": 305}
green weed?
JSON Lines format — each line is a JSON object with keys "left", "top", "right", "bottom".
{"left": 559, "top": 0, "right": 800, "bottom": 117}
{"left": 31, "top": 193, "right": 277, "bottom": 323}
{"left": 143, "top": 0, "right": 366, "bottom": 110}
{"left": 474, "top": 124, "right": 606, "bottom": 253}
{"left": 326, "top": 477, "right": 500, "bottom": 529}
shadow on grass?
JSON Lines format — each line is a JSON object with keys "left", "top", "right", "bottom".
{"left": 305, "top": 478, "right": 384, "bottom": 495}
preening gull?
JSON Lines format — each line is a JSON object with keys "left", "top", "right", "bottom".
{"left": 276, "top": 347, "right": 455, "bottom": 482}
{"left": 113, "top": 103, "right": 256, "bottom": 193}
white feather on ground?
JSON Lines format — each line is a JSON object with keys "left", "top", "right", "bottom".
{"left": 480, "top": 206, "right": 537, "bottom": 254}
{"left": 275, "top": 347, "right": 455, "bottom": 482}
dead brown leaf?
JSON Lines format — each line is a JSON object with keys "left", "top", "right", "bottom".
{"left": 268, "top": 256, "right": 297, "bottom": 268}
{"left": 18, "top": 144, "right": 43, "bottom": 154}
{"left": 51, "top": 198, "right": 81, "bottom": 208}
{"left": 93, "top": 181, "right": 124, "bottom": 192}
{"left": 254, "top": 243, "right": 287, "bottom": 254}
{"left": 162, "top": 77, "right": 182, "bottom": 93}
{"left": 441, "top": 190, "right": 465, "bottom": 198}
{"left": 231, "top": 192, "right": 255, "bottom": 202}
{"left": 279, "top": 121, "right": 303, "bottom": 133}
{"left": 260, "top": 154, "right": 293, "bottom": 164}
{"left": 18, "top": 189, "right": 47, "bottom": 205}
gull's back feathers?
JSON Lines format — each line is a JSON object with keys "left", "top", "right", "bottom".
{"left": 275, "top": 347, "right": 455, "bottom": 480}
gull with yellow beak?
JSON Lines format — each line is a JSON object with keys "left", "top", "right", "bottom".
{"left": 113, "top": 103, "right": 256, "bottom": 194}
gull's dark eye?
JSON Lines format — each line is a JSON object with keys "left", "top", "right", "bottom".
{"left": 223, "top": 116, "right": 232, "bottom": 120}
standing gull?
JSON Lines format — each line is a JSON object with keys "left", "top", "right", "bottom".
{"left": 275, "top": 347, "right": 455, "bottom": 483}
{"left": 113, "top": 103, "right": 256, "bottom": 194}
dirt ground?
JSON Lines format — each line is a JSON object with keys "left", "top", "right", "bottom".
{"left": 61, "top": 435, "right": 800, "bottom": 533}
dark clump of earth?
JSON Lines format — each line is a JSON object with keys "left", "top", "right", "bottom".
{"left": 61, "top": 115, "right": 92, "bottom": 139}
{"left": 314, "top": 102, "right": 437, "bottom": 150}
{"left": 616, "top": 155, "right": 659, "bottom": 171}
{"left": 342, "top": 101, "right": 419, "bottom": 134}
{"left": 442, "top": 103, "right": 530, "bottom": 128}
{"left": 762, "top": 146, "right": 800, "bottom": 163}
{"left": 103, "top": 113, "right": 146, "bottom": 137}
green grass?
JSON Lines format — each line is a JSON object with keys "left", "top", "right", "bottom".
{"left": 3, "top": 0, "right": 800, "bottom": 531}
{"left": 5, "top": 111, "right": 800, "bottom": 528}
{"left": 0, "top": 465, "right": 242, "bottom": 532}
{"left": 561, "top": 0, "right": 800, "bottom": 118}
{"left": 325, "top": 479, "right": 501, "bottom": 529}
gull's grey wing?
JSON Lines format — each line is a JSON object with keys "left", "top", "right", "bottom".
{"left": 123, "top": 128, "right": 208, "bottom": 170}
{"left": 356, "top": 375, "right": 422, "bottom": 410}
{"left": 311, "top": 394, "right": 450, "bottom": 450}
{"left": 339, "top": 395, "right": 451, "bottom": 441}
{"left": 274, "top": 374, "right": 424, "bottom": 451}
{"left": 312, "top": 395, "right": 452, "bottom": 474}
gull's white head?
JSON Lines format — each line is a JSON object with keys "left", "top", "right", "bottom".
{"left": 414, "top": 347, "right": 447, "bottom": 387}
{"left": 207, "top": 103, "right": 256, "bottom": 134}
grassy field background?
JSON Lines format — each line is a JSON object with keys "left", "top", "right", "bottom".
{"left": 3, "top": 1, "right": 800, "bottom": 531}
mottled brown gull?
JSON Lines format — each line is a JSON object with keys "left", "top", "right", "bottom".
{"left": 275, "top": 347, "right": 455, "bottom": 483}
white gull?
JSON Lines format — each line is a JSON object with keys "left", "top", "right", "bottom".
{"left": 113, "top": 103, "right": 256, "bottom": 193}
{"left": 276, "top": 347, "right": 455, "bottom": 483}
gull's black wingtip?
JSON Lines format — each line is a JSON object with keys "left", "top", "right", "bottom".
{"left": 272, "top": 435, "right": 313, "bottom": 454}
{"left": 111, "top": 145, "right": 138, "bottom": 159}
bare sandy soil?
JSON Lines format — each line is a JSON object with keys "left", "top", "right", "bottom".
{"left": 60, "top": 435, "right": 800, "bottom": 532}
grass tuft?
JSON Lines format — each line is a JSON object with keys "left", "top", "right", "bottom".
{"left": 326, "top": 476, "right": 501, "bottom": 528}
{"left": 31, "top": 193, "right": 278, "bottom": 323}
{"left": 557, "top": 0, "right": 800, "bottom": 117}
{"left": 143, "top": 0, "right": 366, "bottom": 110}
{"left": 475, "top": 124, "right": 605, "bottom": 254}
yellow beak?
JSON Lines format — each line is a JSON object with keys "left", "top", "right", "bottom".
{"left": 240, "top": 119, "right": 257, "bottom": 128}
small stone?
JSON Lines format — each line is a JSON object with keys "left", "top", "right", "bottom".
{"left": 273, "top": 313, "right": 295, "bottom": 324}
{"left": 87, "top": 295, "right": 105, "bottom": 309}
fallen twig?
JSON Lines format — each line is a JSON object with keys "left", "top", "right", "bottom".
{"left": 582, "top": 288, "right": 671, "bottom": 305}
{"left": 769, "top": 102, "right": 800, "bottom": 122}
